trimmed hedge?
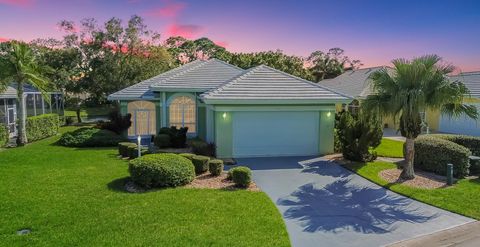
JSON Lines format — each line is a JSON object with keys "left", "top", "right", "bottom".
{"left": 179, "top": 153, "right": 195, "bottom": 160}
{"left": 0, "top": 124, "right": 8, "bottom": 147}
{"left": 58, "top": 127, "right": 125, "bottom": 147}
{"left": 414, "top": 136, "right": 471, "bottom": 178}
{"left": 128, "top": 153, "right": 195, "bottom": 188}
{"left": 118, "top": 142, "right": 137, "bottom": 157}
{"left": 127, "top": 145, "right": 149, "bottom": 159}
{"left": 154, "top": 134, "right": 171, "bottom": 148}
{"left": 230, "top": 166, "right": 252, "bottom": 188}
{"left": 192, "top": 155, "right": 210, "bottom": 175}
{"left": 190, "top": 138, "right": 216, "bottom": 157}
{"left": 208, "top": 159, "right": 224, "bottom": 176}
{"left": 428, "top": 134, "right": 480, "bottom": 156}
{"left": 26, "top": 113, "right": 60, "bottom": 142}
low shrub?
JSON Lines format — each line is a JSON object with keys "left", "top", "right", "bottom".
{"left": 0, "top": 124, "right": 8, "bottom": 147}
{"left": 58, "top": 127, "right": 125, "bottom": 147}
{"left": 470, "top": 160, "right": 480, "bottom": 174}
{"left": 98, "top": 109, "right": 132, "bottom": 134}
{"left": 65, "top": 116, "right": 75, "bottom": 126}
{"left": 154, "top": 134, "right": 171, "bottom": 148}
{"left": 336, "top": 110, "right": 383, "bottom": 162}
{"left": 26, "top": 113, "right": 60, "bottom": 142}
{"left": 128, "top": 153, "right": 195, "bottom": 188}
{"left": 230, "top": 166, "right": 252, "bottom": 188}
{"left": 190, "top": 138, "right": 216, "bottom": 157}
{"left": 127, "top": 145, "right": 149, "bottom": 159}
{"left": 118, "top": 142, "right": 137, "bottom": 157}
{"left": 192, "top": 155, "right": 210, "bottom": 175}
{"left": 179, "top": 153, "right": 195, "bottom": 160}
{"left": 414, "top": 136, "right": 471, "bottom": 178}
{"left": 159, "top": 126, "right": 188, "bottom": 148}
{"left": 208, "top": 159, "right": 224, "bottom": 176}
{"left": 428, "top": 134, "right": 480, "bottom": 156}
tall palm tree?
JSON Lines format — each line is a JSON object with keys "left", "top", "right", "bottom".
{"left": 0, "top": 41, "right": 51, "bottom": 145}
{"left": 363, "top": 55, "right": 478, "bottom": 179}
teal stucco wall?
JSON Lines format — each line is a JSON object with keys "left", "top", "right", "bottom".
{"left": 214, "top": 111, "right": 233, "bottom": 158}
{"left": 319, "top": 110, "right": 335, "bottom": 154}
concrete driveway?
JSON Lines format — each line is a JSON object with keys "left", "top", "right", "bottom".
{"left": 236, "top": 156, "right": 475, "bottom": 247}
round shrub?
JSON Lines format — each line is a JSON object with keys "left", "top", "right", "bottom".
{"left": 179, "top": 153, "right": 195, "bottom": 160}
{"left": 154, "top": 134, "right": 171, "bottom": 148}
{"left": 192, "top": 155, "right": 210, "bottom": 175}
{"left": 58, "top": 127, "right": 125, "bottom": 147}
{"left": 230, "top": 166, "right": 252, "bottom": 188}
{"left": 414, "top": 136, "right": 471, "bottom": 178}
{"left": 118, "top": 142, "right": 137, "bottom": 157}
{"left": 128, "top": 153, "right": 195, "bottom": 188}
{"left": 208, "top": 159, "right": 224, "bottom": 176}
{"left": 127, "top": 145, "right": 150, "bottom": 159}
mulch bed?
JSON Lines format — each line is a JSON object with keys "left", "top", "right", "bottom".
{"left": 379, "top": 168, "right": 448, "bottom": 189}
{"left": 185, "top": 172, "right": 260, "bottom": 191}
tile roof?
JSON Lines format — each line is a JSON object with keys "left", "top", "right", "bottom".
{"left": 318, "top": 67, "right": 391, "bottom": 98}
{"left": 201, "top": 64, "right": 351, "bottom": 102}
{"left": 108, "top": 60, "right": 206, "bottom": 100}
{"left": 150, "top": 59, "right": 244, "bottom": 91}
{"left": 450, "top": 71, "right": 480, "bottom": 98}
{"left": 108, "top": 59, "right": 244, "bottom": 100}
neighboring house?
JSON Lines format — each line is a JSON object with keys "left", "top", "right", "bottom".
{"left": 0, "top": 84, "right": 64, "bottom": 137}
{"left": 108, "top": 58, "right": 350, "bottom": 158}
{"left": 320, "top": 68, "right": 480, "bottom": 136}
{"left": 438, "top": 71, "right": 480, "bottom": 136}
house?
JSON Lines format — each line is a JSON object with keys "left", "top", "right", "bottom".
{"left": 108, "top": 59, "right": 351, "bottom": 158}
{"left": 0, "top": 84, "right": 64, "bottom": 137}
{"left": 320, "top": 68, "right": 480, "bottom": 136}
{"left": 437, "top": 71, "right": 480, "bottom": 136}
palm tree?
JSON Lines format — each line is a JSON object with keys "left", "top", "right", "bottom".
{"left": 0, "top": 41, "right": 51, "bottom": 145}
{"left": 363, "top": 55, "right": 478, "bottom": 179}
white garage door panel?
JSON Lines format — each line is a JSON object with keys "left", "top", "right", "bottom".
{"left": 439, "top": 106, "right": 480, "bottom": 136}
{"left": 233, "top": 111, "right": 319, "bottom": 157}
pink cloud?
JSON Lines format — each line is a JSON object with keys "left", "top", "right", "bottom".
{"left": 0, "top": 0, "right": 34, "bottom": 7}
{"left": 166, "top": 23, "right": 203, "bottom": 39}
{"left": 214, "top": 41, "right": 228, "bottom": 48}
{"left": 0, "top": 37, "right": 9, "bottom": 43}
{"left": 145, "top": 1, "right": 186, "bottom": 18}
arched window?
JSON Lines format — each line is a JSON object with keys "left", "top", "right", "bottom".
{"left": 169, "top": 96, "right": 196, "bottom": 133}
{"left": 128, "top": 101, "right": 156, "bottom": 136}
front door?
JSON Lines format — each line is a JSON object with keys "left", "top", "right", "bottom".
{"left": 6, "top": 106, "right": 16, "bottom": 137}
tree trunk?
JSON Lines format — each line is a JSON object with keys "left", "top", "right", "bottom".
{"left": 76, "top": 105, "right": 82, "bottom": 123}
{"left": 16, "top": 82, "right": 28, "bottom": 146}
{"left": 401, "top": 137, "right": 415, "bottom": 180}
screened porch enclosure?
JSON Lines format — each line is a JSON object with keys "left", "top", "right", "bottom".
{"left": 127, "top": 101, "right": 156, "bottom": 137}
{"left": 0, "top": 93, "right": 64, "bottom": 137}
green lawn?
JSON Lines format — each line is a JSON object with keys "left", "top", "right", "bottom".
{"left": 373, "top": 138, "right": 404, "bottom": 158}
{"left": 64, "top": 106, "right": 114, "bottom": 118}
{"left": 345, "top": 161, "right": 480, "bottom": 220}
{"left": 0, "top": 127, "right": 290, "bottom": 246}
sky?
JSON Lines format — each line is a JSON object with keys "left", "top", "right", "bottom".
{"left": 1, "top": 0, "right": 480, "bottom": 72}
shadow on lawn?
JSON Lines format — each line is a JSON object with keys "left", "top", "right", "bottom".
{"left": 107, "top": 176, "right": 131, "bottom": 193}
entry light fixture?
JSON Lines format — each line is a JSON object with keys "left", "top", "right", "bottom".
{"left": 327, "top": 112, "right": 332, "bottom": 117}
{"left": 222, "top": 112, "right": 227, "bottom": 119}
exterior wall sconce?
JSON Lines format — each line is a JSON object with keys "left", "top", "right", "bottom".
{"left": 222, "top": 112, "right": 227, "bottom": 119}
{"left": 327, "top": 112, "right": 332, "bottom": 117}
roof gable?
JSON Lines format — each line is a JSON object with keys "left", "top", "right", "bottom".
{"left": 201, "top": 65, "right": 350, "bottom": 103}
{"left": 150, "top": 58, "right": 244, "bottom": 92}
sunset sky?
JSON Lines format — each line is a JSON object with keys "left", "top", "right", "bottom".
{"left": 1, "top": 0, "right": 479, "bottom": 72}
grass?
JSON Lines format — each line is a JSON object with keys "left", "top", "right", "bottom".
{"left": 0, "top": 127, "right": 290, "bottom": 246}
{"left": 64, "top": 106, "right": 114, "bottom": 118}
{"left": 345, "top": 161, "right": 480, "bottom": 220}
{"left": 373, "top": 138, "right": 404, "bottom": 158}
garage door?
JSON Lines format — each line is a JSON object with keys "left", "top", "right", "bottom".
{"left": 232, "top": 111, "right": 319, "bottom": 157}
{"left": 439, "top": 105, "right": 480, "bottom": 136}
